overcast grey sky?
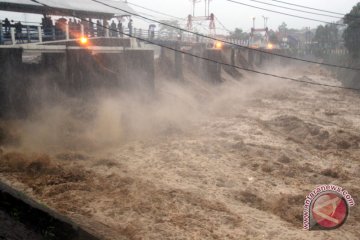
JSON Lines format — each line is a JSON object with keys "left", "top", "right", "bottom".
{"left": 0, "top": 0, "right": 359, "bottom": 33}
{"left": 128, "top": 0, "right": 359, "bottom": 33}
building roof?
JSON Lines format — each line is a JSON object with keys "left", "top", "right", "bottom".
{"left": 0, "top": 0, "right": 136, "bottom": 18}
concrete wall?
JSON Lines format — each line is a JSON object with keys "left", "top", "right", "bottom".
{"left": 0, "top": 48, "right": 26, "bottom": 117}
{"left": 0, "top": 48, "right": 154, "bottom": 117}
{"left": 45, "top": 38, "right": 131, "bottom": 47}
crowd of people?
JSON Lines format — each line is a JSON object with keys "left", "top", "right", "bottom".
{"left": 51, "top": 17, "right": 134, "bottom": 39}
{"left": 1, "top": 18, "right": 24, "bottom": 43}
{"left": 1, "top": 15, "right": 159, "bottom": 44}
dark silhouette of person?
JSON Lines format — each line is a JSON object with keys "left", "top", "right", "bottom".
{"left": 55, "top": 18, "right": 67, "bottom": 40}
{"left": 128, "top": 19, "right": 133, "bottom": 36}
{"left": 96, "top": 20, "right": 103, "bottom": 37}
{"left": 4, "top": 18, "right": 10, "bottom": 34}
{"left": 148, "top": 24, "right": 155, "bottom": 39}
{"left": 118, "top": 21, "right": 123, "bottom": 37}
{"left": 110, "top": 20, "right": 117, "bottom": 37}
{"left": 42, "top": 15, "right": 53, "bottom": 37}
{"left": 15, "top": 21, "right": 23, "bottom": 43}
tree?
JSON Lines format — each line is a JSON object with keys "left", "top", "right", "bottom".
{"left": 343, "top": 3, "right": 360, "bottom": 58}
{"left": 268, "top": 30, "right": 279, "bottom": 44}
{"left": 312, "top": 24, "right": 339, "bottom": 57}
{"left": 278, "top": 22, "right": 287, "bottom": 37}
{"left": 159, "top": 20, "right": 180, "bottom": 37}
{"left": 229, "top": 28, "right": 249, "bottom": 40}
{"left": 313, "top": 24, "right": 338, "bottom": 49}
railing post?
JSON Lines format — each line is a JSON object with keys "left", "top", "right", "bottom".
{"left": 0, "top": 22, "right": 3, "bottom": 45}
{"left": 52, "top": 26, "right": 55, "bottom": 40}
{"left": 26, "top": 25, "right": 30, "bottom": 43}
{"left": 80, "top": 24, "right": 84, "bottom": 36}
{"left": 65, "top": 24, "right": 69, "bottom": 40}
{"left": 38, "top": 26, "right": 42, "bottom": 43}
{"left": 11, "top": 27, "right": 15, "bottom": 45}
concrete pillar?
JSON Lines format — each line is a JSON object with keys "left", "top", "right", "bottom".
{"left": 257, "top": 52, "right": 263, "bottom": 66}
{"left": 10, "top": 28, "right": 15, "bottom": 45}
{"left": 0, "top": 22, "right": 3, "bottom": 45}
{"left": 103, "top": 19, "right": 109, "bottom": 37}
{"left": 231, "top": 48, "right": 235, "bottom": 66}
{"left": 175, "top": 43, "right": 183, "bottom": 80}
{"left": 248, "top": 49, "right": 254, "bottom": 65}
{"left": 0, "top": 48, "right": 24, "bottom": 117}
{"left": 52, "top": 26, "right": 56, "bottom": 40}
{"left": 26, "top": 26, "right": 30, "bottom": 43}
{"left": 124, "top": 49, "right": 155, "bottom": 93}
{"left": 38, "top": 26, "right": 42, "bottom": 43}
{"left": 202, "top": 48, "right": 222, "bottom": 84}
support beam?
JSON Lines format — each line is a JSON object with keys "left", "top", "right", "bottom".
{"left": 0, "top": 22, "right": 3, "bottom": 45}
{"left": 38, "top": 26, "right": 42, "bottom": 43}
{"left": 10, "top": 28, "right": 15, "bottom": 45}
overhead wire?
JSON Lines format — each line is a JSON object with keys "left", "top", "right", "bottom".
{"left": 29, "top": 0, "right": 360, "bottom": 92}
{"left": 223, "top": 0, "right": 344, "bottom": 26}
{"left": 244, "top": 0, "right": 341, "bottom": 19}
{"left": 271, "top": 0, "right": 346, "bottom": 16}
{"left": 64, "top": 21, "right": 360, "bottom": 92}
{"left": 127, "top": 1, "right": 185, "bottom": 21}
{"left": 129, "top": 1, "right": 229, "bottom": 34}
{"left": 215, "top": 17, "right": 232, "bottom": 33}
{"left": 89, "top": 0, "right": 360, "bottom": 71}
{"left": 271, "top": 0, "right": 360, "bottom": 20}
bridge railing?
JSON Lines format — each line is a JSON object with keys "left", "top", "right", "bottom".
{"left": 0, "top": 21, "right": 247, "bottom": 47}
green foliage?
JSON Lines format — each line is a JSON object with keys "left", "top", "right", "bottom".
{"left": 343, "top": 3, "right": 360, "bottom": 58}
{"left": 313, "top": 24, "right": 339, "bottom": 49}
{"left": 159, "top": 20, "right": 180, "bottom": 35}
{"left": 268, "top": 31, "right": 279, "bottom": 44}
{"left": 229, "top": 28, "right": 249, "bottom": 40}
{"left": 311, "top": 23, "right": 339, "bottom": 57}
{"left": 278, "top": 22, "right": 287, "bottom": 34}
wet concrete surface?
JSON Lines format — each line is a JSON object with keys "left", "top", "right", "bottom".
{"left": 0, "top": 209, "right": 44, "bottom": 240}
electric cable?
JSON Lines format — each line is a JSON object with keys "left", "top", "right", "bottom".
{"left": 29, "top": 0, "right": 360, "bottom": 92}
{"left": 223, "top": 0, "right": 344, "bottom": 26}
{"left": 89, "top": 0, "right": 360, "bottom": 71}
{"left": 245, "top": 0, "right": 341, "bottom": 19}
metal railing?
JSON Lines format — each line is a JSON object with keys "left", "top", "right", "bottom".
{"left": 0, "top": 22, "right": 250, "bottom": 47}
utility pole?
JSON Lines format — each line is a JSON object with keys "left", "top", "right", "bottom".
{"left": 205, "top": 0, "right": 207, "bottom": 16}
{"left": 190, "top": 0, "right": 201, "bottom": 16}
{"left": 204, "top": 0, "right": 212, "bottom": 16}
{"left": 262, "top": 16, "right": 268, "bottom": 28}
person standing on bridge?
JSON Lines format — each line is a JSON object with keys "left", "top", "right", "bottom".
{"left": 4, "top": 18, "right": 10, "bottom": 35}
{"left": 110, "top": 20, "right": 117, "bottom": 37}
{"left": 0, "top": 19, "right": 3, "bottom": 44}
{"left": 96, "top": 20, "right": 103, "bottom": 37}
{"left": 118, "top": 21, "right": 123, "bottom": 38}
{"left": 148, "top": 24, "right": 155, "bottom": 40}
{"left": 128, "top": 19, "right": 133, "bottom": 37}
{"left": 15, "top": 21, "right": 23, "bottom": 43}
